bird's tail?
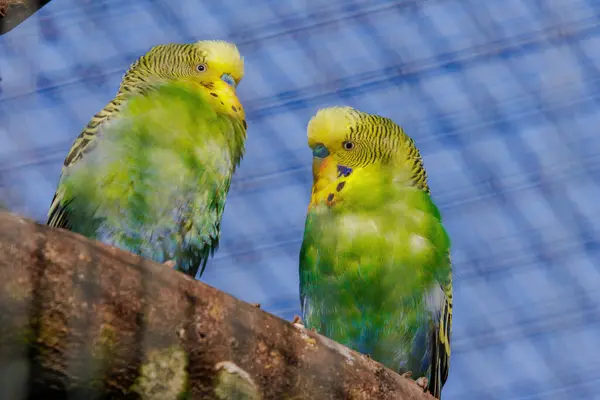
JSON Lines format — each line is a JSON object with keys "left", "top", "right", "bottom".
{"left": 428, "top": 328, "right": 443, "bottom": 399}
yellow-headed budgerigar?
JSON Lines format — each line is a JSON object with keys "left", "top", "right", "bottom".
{"left": 298, "top": 106, "right": 453, "bottom": 398}
{"left": 46, "top": 40, "right": 247, "bottom": 279}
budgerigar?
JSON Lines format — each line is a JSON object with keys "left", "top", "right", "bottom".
{"left": 298, "top": 106, "right": 453, "bottom": 398}
{"left": 46, "top": 40, "right": 247, "bottom": 279}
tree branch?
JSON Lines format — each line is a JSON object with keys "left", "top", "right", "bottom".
{"left": 0, "top": 211, "right": 434, "bottom": 399}
{"left": 1, "top": 0, "right": 52, "bottom": 35}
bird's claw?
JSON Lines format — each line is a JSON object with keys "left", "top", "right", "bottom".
{"left": 292, "top": 315, "right": 305, "bottom": 329}
{"left": 415, "top": 377, "right": 429, "bottom": 392}
{"left": 163, "top": 260, "right": 177, "bottom": 269}
{"left": 251, "top": 303, "right": 261, "bottom": 308}
{"left": 401, "top": 372, "right": 428, "bottom": 393}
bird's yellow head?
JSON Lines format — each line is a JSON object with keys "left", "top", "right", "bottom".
{"left": 306, "top": 106, "right": 428, "bottom": 208}
{"left": 122, "top": 40, "right": 246, "bottom": 129}
{"left": 307, "top": 106, "right": 407, "bottom": 182}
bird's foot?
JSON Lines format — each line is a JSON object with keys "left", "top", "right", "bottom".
{"left": 251, "top": 303, "right": 261, "bottom": 308}
{"left": 401, "top": 372, "right": 429, "bottom": 393}
{"left": 163, "top": 260, "right": 177, "bottom": 269}
{"left": 292, "top": 315, "right": 305, "bottom": 329}
{"left": 415, "top": 376, "right": 429, "bottom": 392}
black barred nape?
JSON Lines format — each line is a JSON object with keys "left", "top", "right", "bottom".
{"left": 350, "top": 113, "right": 430, "bottom": 193}
{"left": 407, "top": 136, "right": 430, "bottom": 193}
{"left": 118, "top": 43, "right": 201, "bottom": 93}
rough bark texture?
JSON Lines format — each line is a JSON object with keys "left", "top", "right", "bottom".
{"left": 0, "top": 211, "right": 435, "bottom": 400}
{"left": 0, "top": 0, "right": 52, "bottom": 35}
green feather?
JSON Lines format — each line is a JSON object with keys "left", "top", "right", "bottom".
{"left": 56, "top": 82, "right": 245, "bottom": 278}
{"left": 301, "top": 164, "right": 451, "bottom": 364}
{"left": 301, "top": 106, "right": 452, "bottom": 398}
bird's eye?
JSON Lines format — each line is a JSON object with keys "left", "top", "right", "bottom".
{"left": 196, "top": 63, "right": 208, "bottom": 72}
{"left": 342, "top": 141, "right": 355, "bottom": 150}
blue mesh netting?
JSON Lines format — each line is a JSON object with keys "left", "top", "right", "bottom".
{"left": 2, "top": 0, "right": 600, "bottom": 398}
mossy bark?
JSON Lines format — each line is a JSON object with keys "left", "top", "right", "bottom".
{"left": 0, "top": 211, "right": 434, "bottom": 399}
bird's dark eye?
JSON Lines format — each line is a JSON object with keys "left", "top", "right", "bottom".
{"left": 343, "top": 141, "right": 355, "bottom": 150}
{"left": 196, "top": 63, "right": 207, "bottom": 72}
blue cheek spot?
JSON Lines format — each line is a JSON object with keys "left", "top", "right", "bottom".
{"left": 221, "top": 73, "right": 236, "bottom": 88}
{"left": 337, "top": 165, "right": 352, "bottom": 177}
{"left": 312, "top": 144, "right": 330, "bottom": 159}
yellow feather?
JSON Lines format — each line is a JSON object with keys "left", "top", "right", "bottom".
{"left": 307, "top": 106, "right": 361, "bottom": 152}
{"left": 194, "top": 40, "right": 245, "bottom": 83}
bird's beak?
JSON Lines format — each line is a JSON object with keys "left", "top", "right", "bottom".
{"left": 311, "top": 144, "right": 333, "bottom": 183}
{"left": 221, "top": 73, "right": 237, "bottom": 90}
{"left": 312, "top": 158, "right": 323, "bottom": 182}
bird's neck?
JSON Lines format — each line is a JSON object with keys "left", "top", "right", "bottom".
{"left": 309, "top": 156, "right": 430, "bottom": 210}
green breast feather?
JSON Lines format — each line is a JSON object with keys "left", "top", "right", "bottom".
{"left": 299, "top": 163, "right": 451, "bottom": 394}
{"left": 51, "top": 82, "right": 246, "bottom": 278}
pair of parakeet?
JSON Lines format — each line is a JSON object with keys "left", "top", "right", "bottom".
{"left": 46, "top": 40, "right": 452, "bottom": 398}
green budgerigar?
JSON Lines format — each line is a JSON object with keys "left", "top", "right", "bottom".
{"left": 46, "top": 40, "right": 247, "bottom": 279}
{"left": 299, "top": 106, "right": 453, "bottom": 398}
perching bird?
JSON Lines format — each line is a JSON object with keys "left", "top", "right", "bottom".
{"left": 298, "top": 106, "right": 453, "bottom": 398}
{"left": 46, "top": 40, "right": 247, "bottom": 279}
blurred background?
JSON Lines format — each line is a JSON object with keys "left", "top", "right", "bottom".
{"left": 2, "top": 0, "right": 600, "bottom": 398}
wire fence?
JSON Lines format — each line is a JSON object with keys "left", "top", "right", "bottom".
{"left": 2, "top": 0, "right": 600, "bottom": 398}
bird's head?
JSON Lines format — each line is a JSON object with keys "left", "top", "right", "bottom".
{"left": 307, "top": 106, "right": 405, "bottom": 183}
{"left": 122, "top": 40, "right": 246, "bottom": 129}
